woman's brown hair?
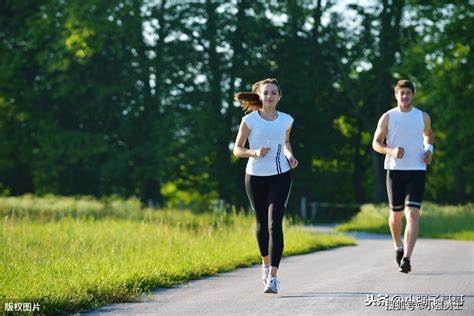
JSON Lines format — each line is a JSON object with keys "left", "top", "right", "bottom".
{"left": 234, "top": 78, "right": 282, "bottom": 112}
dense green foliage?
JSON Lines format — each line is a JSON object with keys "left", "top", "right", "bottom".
{"left": 1, "top": 1, "right": 472, "bottom": 211}
{"left": 335, "top": 203, "right": 474, "bottom": 240}
{"left": 0, "top": 195, "right": 354, "bottom": 313}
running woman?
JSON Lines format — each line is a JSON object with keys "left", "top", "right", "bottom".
{"left": 233, "top": 78, "right": 298, "bottom": 293}
{"left": 372, "top": 80, "right": 434, "bottom": 273}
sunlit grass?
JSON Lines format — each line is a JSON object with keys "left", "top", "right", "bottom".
{"left": 0, "top": 194, "right": 142, "bottom": 221}
{"left": 335, "top": 203, "right": 474, "bottom": 240}
{"left": 0, "top": 195, "right": 355, "bottom": 313}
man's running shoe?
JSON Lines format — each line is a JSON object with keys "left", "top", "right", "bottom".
{"left": 395, "top": 248, "right": 404, "bottom": 267}
{"left": 264, "top": 276, "right": 280, "bottom": 294}
{"left": 399, "top": 257, "right": 411, "bottom": 273}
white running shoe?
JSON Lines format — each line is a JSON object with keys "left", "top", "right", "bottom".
{"left": 262, "top": 265, "right": 270, "bottom": 285}
{"left": 264, "top": 276, "right": 280, "bottom": 294}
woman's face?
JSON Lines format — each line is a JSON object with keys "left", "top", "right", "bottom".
{"left": 259, "top": 83, "right": 280, "bottom": 108}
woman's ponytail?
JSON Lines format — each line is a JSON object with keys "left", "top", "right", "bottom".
{"left": 234, "top": 91, "right": 262, "bottom": 112}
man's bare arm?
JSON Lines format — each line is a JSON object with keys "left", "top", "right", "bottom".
{"left": 423, "top": 112, "right": 434, "bottom": 146}
{"left": 372, "top": 113, "right": 403, "bottom": 159}
{"left": 422, "top": 112, "right": 434, "bottom": 164}
{"left": 372, "top": 113, "right": 391, "bottom": 155}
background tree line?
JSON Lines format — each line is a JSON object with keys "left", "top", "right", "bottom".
{"left": 0, "top": 0, "right": 472, "bottom": 213}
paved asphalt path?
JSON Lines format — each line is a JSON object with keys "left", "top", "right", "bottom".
{"left": 87, "top": 227, "right": 473, "bottom": 315}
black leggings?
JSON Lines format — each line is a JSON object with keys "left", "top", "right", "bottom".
{"left": 245, "top": 170, "right": 292, "bottom": 268}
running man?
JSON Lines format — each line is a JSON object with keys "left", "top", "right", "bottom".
{"left": 372, "top": 79, "right": 434, "bottom": 273}
{"left": 233, "top": 78, "right": 298, "bottom": 293}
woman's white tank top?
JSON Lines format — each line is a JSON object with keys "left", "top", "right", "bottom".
{"left": 384, "top": 107, "right": 426, "bottom": 170}
{"left": 242, "top": 110, "right": 294, "bottom": 176}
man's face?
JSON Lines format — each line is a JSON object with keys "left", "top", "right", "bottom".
{"left": 395, "top": 87, "right": 413, "bottom": 107}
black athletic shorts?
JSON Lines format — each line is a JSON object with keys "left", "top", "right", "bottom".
{"left": 386, "top": 170, "right": 426, "bottom": 211}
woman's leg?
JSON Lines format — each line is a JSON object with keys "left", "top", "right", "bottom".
{"left": 245, "top": 174, "right": 270, "bottom": 261}
{"left": 267, "top": 171, "right": 292, "bottom": 277}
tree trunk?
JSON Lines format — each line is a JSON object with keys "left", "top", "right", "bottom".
{"left": 352, "top": 128, "right": 364, "bottom": 204}
{"left": 454, "top": 166, "right": 466, "bottom": 203}
{"left": 205, "top": 0, "right": 234, "bottom": 203}
{"left": 372, "top": 0, "right": 405, "bottom": 202}
{"left": 229, "top": 0, "right": 250, "bottom": 208}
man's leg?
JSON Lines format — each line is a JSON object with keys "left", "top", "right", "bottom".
{"left": 389, "top": 210, "right": 404, "bottom": 248}
{"left": 387, "top": 170, "right": 405, "bottom": 249}
{"left": 404, "top": 171, "right": 425, "bottom": 259}
{"left": 404, "top": 207, "right": 420, "bottom": 259}
{"left": 400, "top": 171, "right": 425, "bottom": 273}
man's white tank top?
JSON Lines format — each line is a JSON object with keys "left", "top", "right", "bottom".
{"left": 384, "top": 107, "right": 426, "bottom": 170}
{"left": 242, "top": 110, "right": 294, "bottom": 176}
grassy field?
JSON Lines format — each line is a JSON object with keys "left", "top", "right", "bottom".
{"left": 0, "top": 195, "right": 354, "bottom": 314}
{"left": 335, "top": 203, "right": 474, "bottom": 240}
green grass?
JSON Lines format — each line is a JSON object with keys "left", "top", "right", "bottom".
{"left": 0, "top": 194, "right": 143, "bottom": 221}
{"left": 0, "top": 195, "right": 354, "bottom": 314}
{"left": 335, "top": 203, "right": 474, "bottom": 240}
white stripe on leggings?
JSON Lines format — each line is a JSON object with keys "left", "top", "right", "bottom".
{"left": 246, "top": 188, "right": 256, "bottom": 212}
{"left": 284, "top": 178, "right": 292, "bottom": 208}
